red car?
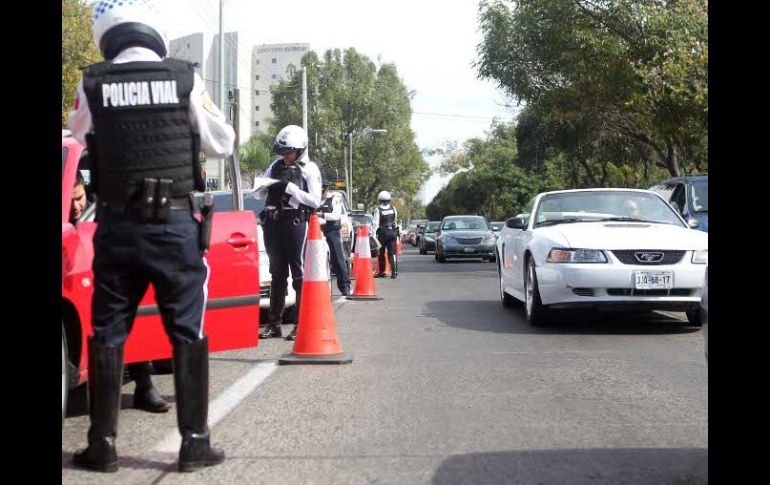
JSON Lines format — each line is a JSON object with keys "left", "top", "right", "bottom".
{"left": 62, "top": 135, "right": 260, "bottom": 422}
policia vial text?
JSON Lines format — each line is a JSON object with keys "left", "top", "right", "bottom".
{"left": 101, "top": 80, "right": 180, "bottom": 107}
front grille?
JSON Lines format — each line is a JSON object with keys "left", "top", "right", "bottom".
{"left": 457, "top": 238, "right": 483, "bottom": 245}
{"left": 612, "top": 250, "right": 686, "bottom": 265}
{"left": 607, "top": 288, "right": 693, "bottom": 297}
{"left": 572, "top": 288, "right": 594, "bottom": 297}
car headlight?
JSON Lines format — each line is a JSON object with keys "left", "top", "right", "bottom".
{"left": 483, "top": 234, "right": 496, "bottom": 243}
{"left": 441, "top": 235, "right": 455, "bottom": 243}
{"left": 547, "top": 248, "right": 607, "bottom": 263}
{"left": 692, "top": 250, "right": 708, "bottom": 264}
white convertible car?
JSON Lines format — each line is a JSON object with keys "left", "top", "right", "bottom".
{"left": 496, "top": 189, "right": 708, "bottom": 326}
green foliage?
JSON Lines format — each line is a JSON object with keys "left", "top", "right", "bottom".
{"left": 62, "top": 0, "right": 101, "bottom": 126}
{"left": 475, "top": 0, "right": 708, "bottom": 177}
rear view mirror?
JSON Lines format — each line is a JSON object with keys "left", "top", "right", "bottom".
{"left": 506, "top": 217, "right": 526, "bottom": 230}
{"left": 687, "top": 218, "right": 700, "bottom": 229}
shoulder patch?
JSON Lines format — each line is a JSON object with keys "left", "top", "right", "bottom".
{"left": 202, "top": 92, "right": 222, "bottom": 116}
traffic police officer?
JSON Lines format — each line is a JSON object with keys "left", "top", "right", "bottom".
{"left": 318, "top": 181, "right": 352, "bottom": 296}
{"left": 67, "top": 0, "right": 234, "bottom": 473}
{"left": 372, "top": 191, "right": 399, "bottom": 279}
{"left": 258, "top": 125, "right": 322, "bottom": 341}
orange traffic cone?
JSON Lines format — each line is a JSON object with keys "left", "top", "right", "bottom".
{"left": 348, "top": 224, "right": 382, "bottom": 300}
{"left": 279, "top": 215, "right": 352, "bottom": 365}
{"left": 397, "top": 237, "right": 403, "bottom": 255}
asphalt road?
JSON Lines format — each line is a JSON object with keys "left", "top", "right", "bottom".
{"left": 62, "top": 246, "right": 708, "bottom": 484}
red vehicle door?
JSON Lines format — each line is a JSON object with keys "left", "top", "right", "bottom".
{"left": 62, "top": 136, "right": 259, "bottom": 386}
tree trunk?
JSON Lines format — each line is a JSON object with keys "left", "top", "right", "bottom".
{"left": 665, "top": 142, "right": 680, "bottom": 177}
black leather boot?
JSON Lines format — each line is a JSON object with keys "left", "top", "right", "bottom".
{"left": 129, "top": 362, "right": 170, "bottom": 413}
{"left": 73, "top": 338, "right": 123, "bottom": 473}
{"left": 285, "top": 287, "right": 301, "bottom": 341}
{"left": 173, "top": 337, "right": 225, "bottom": 472}
{"left": 259, "top": 289, "right": 285, "bottom": 339}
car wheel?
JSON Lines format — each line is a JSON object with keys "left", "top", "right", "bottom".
{"left": 488, "top": 254, "right": 497, "bottom": 263}
{"left": 499, "top": 260, "right": 516, "bottom": 308}
{"left": 420, "top": 246, "right": 426, "bottom": 255}
{"left": 525, "top": 258, "right": 549, "bottom": 326}
{"left": 438, "top": 251, "right": 446, "bottom": 263}
{"left": 62, "top": 323, "right": 68, "bottom": 426}
{"left": 685, "top": 308, "right": 702, "bottom": 326}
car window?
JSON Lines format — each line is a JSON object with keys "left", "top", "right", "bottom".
{"left": 689, "top": 179, "right": 708, "bottom": 212}
{"left": 671, "top": 184, "right": 686, "bottom": 214}
{"left": 441, "top": 217, "right": 489, "bottom": 230}
{"left": 425, "top": 222, "right": 440, "bottom": 232}
{"left": 200, "top": 192, "right": 265, "bottom": 217}
{"left": 533, "top": 191, "right": 684, "bottom": 228}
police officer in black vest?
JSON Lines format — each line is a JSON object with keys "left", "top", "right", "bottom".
{"left": 372, "top": 191, "right": 399, "bottom": 279}
{"left": 318, "top": 181, "right": 352, "bottom": 296}
{"left": 67, "top": 0, "right": 234, "bottom": 473}
{"left": 258, "top": 125, "right": 323, "bottom": 341}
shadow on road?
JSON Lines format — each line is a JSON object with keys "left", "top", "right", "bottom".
{"left": 432, "top": 447, "right": 707, "bottom": 485}
{"left": 423, "top": 300, "right": 702, "bottom": 336}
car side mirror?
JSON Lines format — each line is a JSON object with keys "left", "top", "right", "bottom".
{"left": 687, "top": 218, "right": 700, "bottom": 229}
{"left": 506, "top": 217, "right": 526, "bottom": 230}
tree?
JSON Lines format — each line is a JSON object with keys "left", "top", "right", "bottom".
{"left": 238, "top": 132, "right": 275, "bottom": 184}
{"left": 270, "top": 48, "right": 431, "bottom": 209}
{"left": 476, "top": 0, "right": 708, "bottom": 177}
{"left": 62, "top": 0, "right": 101, "bottom": 126}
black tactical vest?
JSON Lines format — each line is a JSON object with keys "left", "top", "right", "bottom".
{"left": 378, "top": 206, "right": 396, "bottom": 228}
{"left": 266, "top": 159, "right": 312, "bottom": 218}
{"left": 319, "top": 194, "right": 341, "bottom": 233}
{"left": 82, "top": 58, "right": 202, "bottom": 209}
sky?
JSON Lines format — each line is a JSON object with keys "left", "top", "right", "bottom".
{"left": 163, "top": 0, "right": 518, "bottom": 203}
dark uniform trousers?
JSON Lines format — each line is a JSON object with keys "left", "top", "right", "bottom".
{"left": 377, "top": 227, "right": 398, "bottom": 274}
{"left": 262, "top": 215, "right": 308, "bottom": 334}
{"left": 91, "top": 208, "right": 207, "bottom": 346}
{"left": 324, "top": 226, "right": 351, "bottom": 293}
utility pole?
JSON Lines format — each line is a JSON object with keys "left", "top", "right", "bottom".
{"left": 302, "top": 66, "right": 308, "bottom": 132}
{"left": 217, "top": 0, "right": 226, "bottom": 190}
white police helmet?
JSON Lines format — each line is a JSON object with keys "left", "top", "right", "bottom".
{"left": 378, "top": 191, "right": 391, "bottom": 203}
{"left": 272, "top": 125, "right": 308, "bottom": 156}
{"left": 92, "top": 0, "right": 169, "bottom": 60}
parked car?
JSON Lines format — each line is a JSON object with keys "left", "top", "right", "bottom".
{"left": 62, "top": 137, "right": 260, "bottom": 423}
{"left": 701, "top": 266, "right": 708, "bottom": 362}
{"left": 419, "top": 221, "right": 441, "bottom": 254}
{"left": 496, "top": 188, "right": 708, "bottom": 326}
{"left": 650, "top": 174, "right": 708, "bottom": 232}
{"left": 435, "top": 215, "right": 497, "bottom": 263}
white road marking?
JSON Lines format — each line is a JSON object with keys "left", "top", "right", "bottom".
{"left": 153, "top": 362, "right": 277, "bottom": 453}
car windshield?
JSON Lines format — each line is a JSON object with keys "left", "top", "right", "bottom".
{"left": 534, "top": 191, "right": 684, "bottom": 228}
{"left": 196, "top": 192, "right": 265, "bottom": 216}
{"left": 351, "top": 214, "right": 373, "bottom": 226}
{"left": 690, "top": 179, "right": 708, "bottom": 212}
{"left": 425, "top": 222, "right": 440, "bottom": 232}
{"left": 442, "top": 217, "right": 489, "bottom": 231}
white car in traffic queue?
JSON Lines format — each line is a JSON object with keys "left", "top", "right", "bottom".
{"left": 496, "top": 188, "right": 708, "bottom": 326}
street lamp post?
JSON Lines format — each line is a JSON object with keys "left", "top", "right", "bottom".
{"left": 345, "top": 128, "right": 387, "bottom": 208}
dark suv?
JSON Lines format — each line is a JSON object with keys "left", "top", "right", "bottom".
{"left": 650, "top": 174, "right": 708, "bottom": 232}
{"left": 419, "top": 221, "right": 441, "bottom": 254}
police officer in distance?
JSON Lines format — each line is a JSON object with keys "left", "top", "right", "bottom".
{"left": 67, "top": 0, "right": 233, "bottom": 473}
{"left": 318, "top": 180, "right": 352, "bottom": 296}
{"left": 258, "top": 125, "right": 322, "bottom": 341}
{"left": 372, "top": 191, "right": 398, "bottom": 279}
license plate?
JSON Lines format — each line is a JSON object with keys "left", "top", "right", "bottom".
{"left": 464, "top": 247, "right": 476, "bottom": 253}
{"left": 634, "top": 271, "right": 673, "bottom": 290}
